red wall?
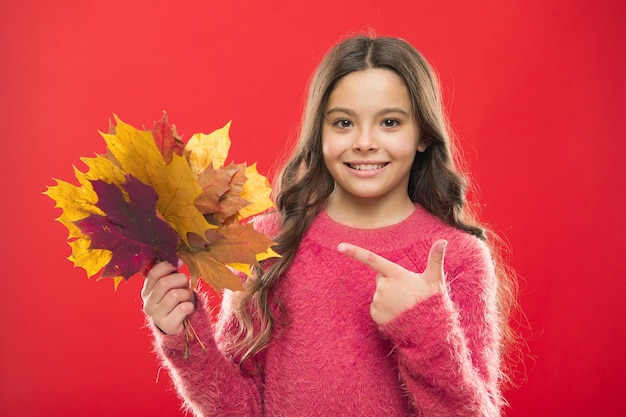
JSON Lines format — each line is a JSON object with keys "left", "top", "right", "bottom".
{"left": 1, "top": 1, "right": 624, "bottom": 416}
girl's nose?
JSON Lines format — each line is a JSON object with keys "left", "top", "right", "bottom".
{"left": 353, "top": 128, "right": 379, "bottom": 151}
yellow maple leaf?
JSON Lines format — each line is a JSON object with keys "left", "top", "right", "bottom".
{"left": 79, "top": 154, "right": 126, "bottom": 185}
{"left": 235, "top": 163, "right": 274, "bottom": 222}
{"left": 100, "top": 115, "right": 215, "bottom": 245}
{"left": 67, "top": 237, "right": 112, "bottom": 278}
{"left": 185, "top": 121, "right": 232, "bottom": 174}
{"left": 44, "top": 177, "right": 103, "bottom": 239}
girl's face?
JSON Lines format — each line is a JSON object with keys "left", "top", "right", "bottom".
{"left": 322, "top": 68, "right": 426, "bottom": 209}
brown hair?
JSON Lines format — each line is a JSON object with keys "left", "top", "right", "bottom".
{"left": 232, "top": 35, "right": 520, "bottom": 388}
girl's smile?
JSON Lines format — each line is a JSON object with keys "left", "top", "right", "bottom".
{"left": 345, "top": 161, "right": 389, "bottom": 176}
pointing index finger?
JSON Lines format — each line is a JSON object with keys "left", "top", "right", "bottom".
{"left": 338, "top": 242, "right": 403, "bottom": 277}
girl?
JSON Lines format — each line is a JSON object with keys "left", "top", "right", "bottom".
{"left": 142, "top": 35, "right": 517, "bottom": 416}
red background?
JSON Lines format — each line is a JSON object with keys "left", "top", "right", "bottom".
{"left": 1, "top": 0, "right": 624, "bottom": 416}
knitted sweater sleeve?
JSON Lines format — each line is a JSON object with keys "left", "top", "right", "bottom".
{"left": 149, "top": 290, "right": 263, "bottom": 416}
{"left": 380, "top": 234, "right": 502, "bottom": 416}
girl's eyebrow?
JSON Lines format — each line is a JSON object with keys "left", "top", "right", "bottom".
{"left": 325, "top": 107, "right": 411, "bottom": 117}
{"left": 326, "top": 107, "right": 356, "bottom": 116}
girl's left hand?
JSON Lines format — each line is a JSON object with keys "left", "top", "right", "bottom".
{"left": 338, "top": 240, "right": 448, "bottom": 326}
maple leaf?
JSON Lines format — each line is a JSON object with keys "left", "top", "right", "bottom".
{"left": 235, "top": 163, "right": 274, "bottom": 222}
{"left": 67, "top": 237, "right": 116, "bottom": 284}
{"left": 100, "top": 115, "right": 215, "bottom": 246}
{"left": 180, "top": 223, "right": 277, "bottom": 292}
{"left": 74, "top": 175, "right": 179, "bottom": 280}
{"left": 209, "top": 223, "right": 276, "bottom": 266}
{"left": 215, "top": 163, "right": 249, "bottom": 223}
{"left": 152, "top": 112, "right": 185, "bottom": 165}
{"left": 185, "top": 121, "right": 231, "bottom": 174}
{"left": 180, "top": 250, "right": 244, "bottom": 293}
{"left": 79, "top": 153, "right": 126, "bottom": 185}
{"left": 195, "top": 164, "right": 250, "bottom": 225}
{"left": 185, "top": 121, "right": 273, "bottom": 224}
{"left": 44, "top": 178, "right": 103, "bottom": 239}
{"left": 193, "top": 164, "right": 237, "bottom": 215}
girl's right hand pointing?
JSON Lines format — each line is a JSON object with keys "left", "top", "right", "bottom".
{"left": 142, "top": 261, "right": 196, "bottom": 335}
{"left": 338, "top": 240, "right": 447, "bottom": 326}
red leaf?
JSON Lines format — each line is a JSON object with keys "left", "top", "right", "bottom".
{"left": 74, "top": 175, "right": 179, "bottom": 280}
{"left": 152, "top": 112, "right": 185, "bottom": 165}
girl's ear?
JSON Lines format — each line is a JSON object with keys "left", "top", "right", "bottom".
{"left": 417, "top": 135, "right": 432, "bottom": 152}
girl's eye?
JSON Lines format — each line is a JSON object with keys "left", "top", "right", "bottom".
{"left": 334, "top": 119, "right": 352, "bottom": 128}
{"left": 382, "top": 119, "right": 400, "bottom": 128}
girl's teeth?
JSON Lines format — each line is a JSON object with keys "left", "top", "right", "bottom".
{"left": 350, "top": 163, "right": 385, "bottom": 171}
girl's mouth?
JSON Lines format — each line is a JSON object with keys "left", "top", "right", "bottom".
{"left": 346, "top": 163, "right": 388, "bottom": 171}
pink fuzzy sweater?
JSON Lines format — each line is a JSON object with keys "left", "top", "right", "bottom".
{"left": 150, "top": 205, "right": 503, "bottom": 416}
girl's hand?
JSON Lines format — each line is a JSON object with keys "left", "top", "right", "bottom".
{"left": 142, "top": 261, "right": 196, "bottom": 335}
{"left": 338, "top": 240, "right": 447, "bottom": 326}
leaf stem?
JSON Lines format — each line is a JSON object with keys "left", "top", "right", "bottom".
{"left": 182, "top": 317, "right": 207, "bottom": 359}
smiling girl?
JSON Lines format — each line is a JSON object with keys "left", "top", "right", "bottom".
{"left": 142, "top": 35, "right": 518, "bottom": 416}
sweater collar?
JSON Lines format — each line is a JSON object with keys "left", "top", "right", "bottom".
{"left": 306, "top": 204, "right": 438, "bottom": 252}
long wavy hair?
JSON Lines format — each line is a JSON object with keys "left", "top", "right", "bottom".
{"left": 231, "top": 35, "right": 520, "bottom": 388}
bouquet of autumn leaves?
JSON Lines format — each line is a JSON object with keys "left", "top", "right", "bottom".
{"left": 45, "top": 113, "right": 279, "bottom": 296}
